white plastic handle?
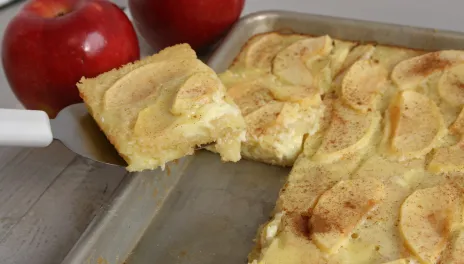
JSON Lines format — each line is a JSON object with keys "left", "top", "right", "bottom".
{"left": 0, "top": 108, "right": 53, "bottom": 147}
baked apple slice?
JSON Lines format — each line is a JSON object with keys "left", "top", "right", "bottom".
{"left": 310, "top": 177, "right": 385, "bottom": 253}
{"left": 391, "top": 50, "right": 464, "bottom": 90}
{"left": 312, "top": 102, "right": 381, "bottom": 163}
{"left": 272, "top": 35, "right": 333, "bottom": 86}
{"left": 399, "top": 184, "right": 462, "bottom": 264}
{"left": 341, "top": 59, "right": 388, "bottom": 112}
{"left": 243, "top": 33, "right": 305, "bottom": 71}
{"left": 335, "top": 44, "right": 376, "bottom": 77}
{"left": 384, "top": 90, "right": 445, "bottom": 160}
{"left": 438, "top": 64, "right": 464, "bottom": 107}
{"left": 171, "top": 72, "right": 218, "bottom": 115}
{"left": 427, "top": 143, "right": 464, "bottom": 173}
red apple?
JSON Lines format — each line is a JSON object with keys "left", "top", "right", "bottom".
{"left": 128, "top": 0, "right": 245, "bottom": 53}
{"left": 2, "top": 0, "right": 140, "bottom": 118}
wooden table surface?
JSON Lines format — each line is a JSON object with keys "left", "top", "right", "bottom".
{"left": 1, "top": 0, "right": 464, "bottom": 263}
{"left": 0, "top": 1, "right": 146, "bottom": 263}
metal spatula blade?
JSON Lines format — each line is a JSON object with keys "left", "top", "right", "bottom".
{"left": 0, "top": 103, "right": 212, "bottom": 167}
{"left": 52, "top": 104, "right": 127, "bottom": 166}
{"left": 0, "top": 103, "right": 126, "bottom": 166}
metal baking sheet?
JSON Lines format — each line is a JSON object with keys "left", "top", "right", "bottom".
{"left": 62, "top": 10, "right": 464, "bottom": 264}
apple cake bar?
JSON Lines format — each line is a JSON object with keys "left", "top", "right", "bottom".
{"left": 239, "top": 33, "right": 464, "bottom": 264}
{"left": 77, "top": 44, "right": 246, "bottom": 172}
{"left": 210, "top": 33, "right": 330, "bottom": 166}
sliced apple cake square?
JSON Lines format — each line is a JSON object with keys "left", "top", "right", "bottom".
{"left": 77, "top": 44, "right": 246, "bottom": 172}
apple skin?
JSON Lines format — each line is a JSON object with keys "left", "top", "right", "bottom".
{"left": 2, "top": 0, "right": 140, "bottom": 118}
{"left": 129, "top": 0, "right": 245, "bottom": 53}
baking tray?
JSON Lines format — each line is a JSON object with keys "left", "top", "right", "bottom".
{"left": 62, "top": 10, "right": 464, "bottom": 264}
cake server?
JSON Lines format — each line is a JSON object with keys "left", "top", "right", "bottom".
{"left": 0, "top": 103, "right": 127, "bottom": 166}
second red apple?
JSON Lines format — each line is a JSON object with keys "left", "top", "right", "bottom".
{"left": 129, "top": 0, "right": 245, "bottom": 52}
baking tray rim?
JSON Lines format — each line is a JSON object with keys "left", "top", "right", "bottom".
{"left": 231, "top": 9, "right": 464, "bottom": 38}
{"left": 62, "top": 9, "right": 464, "bottom": 264}
{"left": 208, "top": 9, "right": 464, "bottom": 74}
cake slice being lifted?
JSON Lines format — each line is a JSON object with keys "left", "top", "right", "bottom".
{"left": 77, "top": 44, "right": 246, "bottom": 172}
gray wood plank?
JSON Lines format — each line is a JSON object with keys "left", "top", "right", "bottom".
{"left": 0, "top": 142, "right": 76, "bottom": 240}
{"left": 0, "top": 156, "right": 128, "bottom": 264}
{"left": 0, "top": 147, "right": 23, "bottom": 173}
{"left": 0, "top": 2, "right": 153, "bottom": 264}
